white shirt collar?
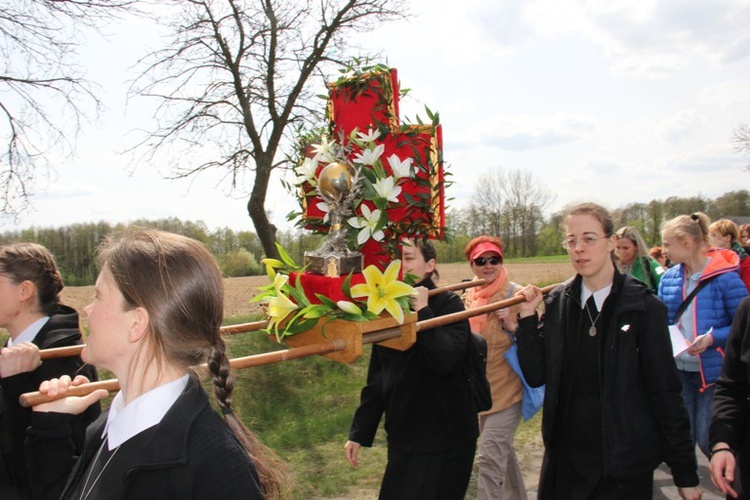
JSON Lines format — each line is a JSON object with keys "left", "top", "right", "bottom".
{"left": 7, "top": 316, "right": 49, "bottom": 346}
{"left": 581, "top": 283, "right": 612, "bottom": 311}
{"left": 103, "top": 374, "right": 189, "bottom": 450}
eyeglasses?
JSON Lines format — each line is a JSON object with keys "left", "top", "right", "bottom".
{"left": 562, "top": 235, "right": 604, "bottom": 250}
{"left": 473, "top": 256, "right": 502, "bottom": 266}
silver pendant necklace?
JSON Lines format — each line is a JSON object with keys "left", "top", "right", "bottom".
{"left": 584, "top": 302, "right": 602, "bottom": 337}
{"left": 79, "top": 440, "right": 120, "bottom": 500}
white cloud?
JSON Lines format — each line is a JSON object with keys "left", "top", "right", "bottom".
{"left": 5, "top": 0, "right": 750, "bottom": 235}
{"left": 457, "top": 113, "right": 595, "bottom": 151}
{"left": 657, "top": 109, "right": 701, "bottom": 143}
{"left": 698, "top": 80, "right": 750, "bottom": 109}
{"left": 516, "top": 0, "right": 750, "bottom": 78}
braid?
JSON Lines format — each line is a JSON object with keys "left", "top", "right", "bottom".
{"left": 208, "top": 342, "right": 291, "bottom": 499}
{"left": 39, "top": 264, "right": 65, "bottom": 315}
{"left": 0, "top": 242, "right": 64, "bottom": 316}
{"left": 208, "top": 339, "right": 234, "bottom": 414}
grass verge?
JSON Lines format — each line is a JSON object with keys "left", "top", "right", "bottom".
{"left": 222, "top": 315, "right": 543, "bottom": 498}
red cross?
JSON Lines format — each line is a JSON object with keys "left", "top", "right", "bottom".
{"left": 303, "top": 68, "right": 446, "bottom": 271}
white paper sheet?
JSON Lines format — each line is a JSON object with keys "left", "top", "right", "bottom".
{"left": 669, "top": 325, "right": 691, "bottom": 358}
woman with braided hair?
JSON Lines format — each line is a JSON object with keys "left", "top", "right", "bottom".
{"left": 25, "top": 230, "right": 288, "bottom": 499}
{"left": 0, "top": 243, "right": 100, "bottom": 499}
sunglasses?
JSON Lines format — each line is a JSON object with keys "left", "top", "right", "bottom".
{"left": 473, "top": 256, "right": 502, "bottom": 266}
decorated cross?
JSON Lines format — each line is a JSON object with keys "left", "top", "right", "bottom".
{"left": 301, "top": 67, "right": 447, "bottom": 271}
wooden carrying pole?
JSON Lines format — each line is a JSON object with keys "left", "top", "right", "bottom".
{"left": 20, "top": 328, "right": 404, "bottom": 408}
{"left": 37, "top": 279, "right": 487, "bottom": 362}
{"left": 21, "top": 279, "right": 551, "bottom": 408}
{"left": 417, "top": 283, "right": 557, "bottom": 332}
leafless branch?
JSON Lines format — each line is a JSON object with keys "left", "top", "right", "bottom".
{"left": 128, "top": 0, "right": 407, "bottom": 257}
{"left": 0, "top": 0, "right": 140, "bottom": 216}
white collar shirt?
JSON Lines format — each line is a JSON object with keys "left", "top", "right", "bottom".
{"left": 103, "top": 374, "right": 189, "bottom": 451}
{"left": 581, "top": 283, "right": 612, "bottom": 312}
{"left": 7, "top": 316, "right": 49, "bottom": 346}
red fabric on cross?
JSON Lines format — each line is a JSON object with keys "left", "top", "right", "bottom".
{"left": 328, "top": 68, "right": 400, "bottom": 136}
{"left": 304, "top": 68, "right": 445, "bottom": 271}
{"left": 298, "top": 67, "right": 445, "bottom": 303}
{"left": 290, "top": 271, "right": 366, "bottom": 304}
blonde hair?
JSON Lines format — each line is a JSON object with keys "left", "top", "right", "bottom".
{"left": 661, "top": 212, "right": 711, "bottom": 247}
{"left": 709, "top": 219, "right": 739, "bottom": 243}
{"left": 615, "top": 226, "right": 650, "bottom": 260}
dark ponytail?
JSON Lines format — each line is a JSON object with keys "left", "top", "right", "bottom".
{"left": 0, "top": 242, "right": 64, "bottom": 316}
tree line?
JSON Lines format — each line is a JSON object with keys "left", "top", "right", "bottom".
{"left": 448, "top": 180, "right": 750, "bottom": 259}
{"left": 2, "top": 188, "right": 748, "bottom": 285}
{"left": 4, "top": 2, "right": 749, "bottom": 268}
{"left": 0, "top": 218, "right": 267, "bottom": 286}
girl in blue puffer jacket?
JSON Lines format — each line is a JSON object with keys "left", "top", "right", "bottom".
{"left": 659, "top": 212, "right": 748, "bottom": 458}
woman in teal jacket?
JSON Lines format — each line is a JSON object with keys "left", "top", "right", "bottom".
{"left": 658, "top": 212, "right": 748, "bottom": 458}
{"left": 615, "top": 225, "right": 664, "bottom": 291}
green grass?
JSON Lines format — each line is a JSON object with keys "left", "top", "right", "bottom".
{"left": 220, "top": 320, "right": 386, "bottom": 498}
{"left": 8, "top": 312, "right": 542, "bottom": 498}
{"left": 220, "top": 315, "right": 543, "bottom": 498}
{"left": 503, "top": 254, "right": 569, "bottom": 264}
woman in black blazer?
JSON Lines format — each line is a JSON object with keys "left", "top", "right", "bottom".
{"left": 0, "top": 242, "right": 100, "bottom": 500}
{"left": 26, "top": 230, "right": 288, "bottom": 499}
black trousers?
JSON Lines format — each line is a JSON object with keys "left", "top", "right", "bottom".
{"left": 378, "top": 442, "right": 477, "bottom": 500}
{"left": 587, "top": 472, "right": 653, "bottom": 500}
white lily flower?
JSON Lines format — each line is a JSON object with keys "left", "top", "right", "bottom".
{"left": 348, "top": 204, "right": 385, "bottom": 245}
{"left": 312, "top": 139, "right": 337, "bottom": 163}
{"left": 293, "top": 157, "right": 318, "bottom": 186}
{"left": 352, "top": 144, "right": 385, "bottom": 166}
{"left": 356, "top": 128, "right": 381, "bottom": 144}
{"left": 373, "top": 176, "right": 402, "bottom": 203}
{"left": 336, "top": 300, "right": 362, "bottom": 315}
{"left": 387, "top": 154, "right": 412, "bottom": 179}
{"left": 316, "top": 200, "right": 330, "bottom": 223}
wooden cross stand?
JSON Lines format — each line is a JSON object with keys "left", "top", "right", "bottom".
{"left": 280, "top": 67, "right": 448, "bottom": 358}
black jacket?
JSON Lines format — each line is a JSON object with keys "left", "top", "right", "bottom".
{"left": 516, "top": 271, "right": 698, "bottom": 495}
{"left": 0, "top": 305, "right": 99, "bottom": 499}
{"left": 710, "top": 296, "right": 750, "bottom": 497}
{"left": 348, "top": 278, "right": 478, "bottom": 453}
{"left": 26, "top": 376, "right": 263, "bottom": 499}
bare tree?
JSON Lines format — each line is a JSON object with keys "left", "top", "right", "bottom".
{"left": 472, "top": 167, "right": 554, "bottom": 257}
{"left": 733, "top": 123, "right": 750, "bottom": 170}
{"left": 129, "top": 0, "right": 406, "bottom": 259}
{"left": 472, "top": 170, "right": 505, "bottom": 236}
{"left": 0, "top": 0, "right": 136, "bottom": 217}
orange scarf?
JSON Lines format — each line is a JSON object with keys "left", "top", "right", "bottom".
{"left": 465, "top": 266, "right": 508, "bottom": 333}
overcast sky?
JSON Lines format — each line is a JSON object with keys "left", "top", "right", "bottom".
{"left": 4, "top": 0, "right": 749, "bottom": 234}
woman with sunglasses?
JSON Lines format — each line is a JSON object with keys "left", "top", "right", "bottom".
{"left": 514, "top": 203, "right": 701, "bottom": 499}
{"left": 463, "top": 236, "right": 527, "bottom": 500}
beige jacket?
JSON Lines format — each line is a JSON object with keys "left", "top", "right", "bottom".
{"left": 467, "top": 279, "right": 523, "bottom": 415}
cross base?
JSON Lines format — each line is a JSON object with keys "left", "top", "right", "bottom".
{"left": 304, "top": 252, "right": 363, "bottom": 277}
{"left": 272, "top": 312, "right": 418, "bottom": 364}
